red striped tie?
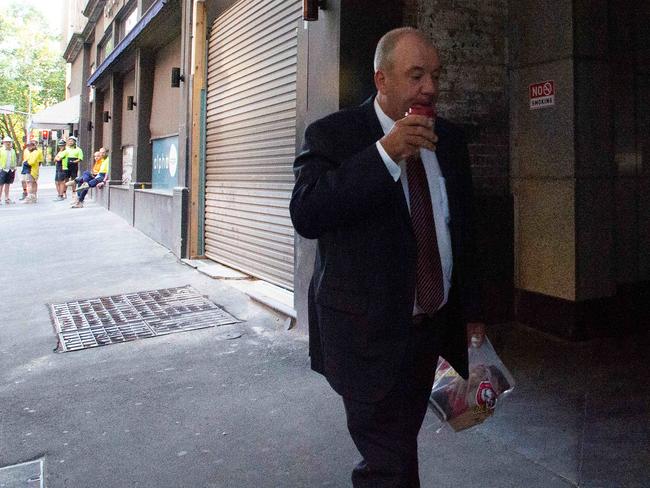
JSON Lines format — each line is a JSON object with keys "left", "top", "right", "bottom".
{"left": 406, "top": 154, "right": 444, "bottom": 314}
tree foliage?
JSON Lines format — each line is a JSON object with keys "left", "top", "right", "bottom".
{"left": 0, "top": 2, "right": 66, "bottom": 156}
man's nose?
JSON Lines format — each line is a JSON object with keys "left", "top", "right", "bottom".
{"left": 421, "top": 74, "right": 437, "bottom": 95}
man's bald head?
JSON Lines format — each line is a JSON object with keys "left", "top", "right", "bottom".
{"left": 373, "top": 28, "right": 441, "bottom": 120}
{"left": 374, "top": 27, "right": 435, "bottom": 73}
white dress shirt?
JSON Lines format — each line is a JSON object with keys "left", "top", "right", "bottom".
{"left": 373, "top": 98, "right": 453, "bottom": 314}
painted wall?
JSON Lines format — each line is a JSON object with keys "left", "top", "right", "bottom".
{"left": 103, "top": 0, "right": 128, "bottom": 25}
{"left": 94, "top": 14, "right": 106, "bottom": 48}
{"left": 69, "top": 53, "right": 84, "bottom": 97}
{"left": 150, "top": 36, "right": 182, "bottom": 139}
{"left": 102, "top": 91, "right": 112, "bottom": 152}
{"left": 121, "top": 69, "right": 137, "bottom": 147}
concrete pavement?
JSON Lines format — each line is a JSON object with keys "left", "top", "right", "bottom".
{"left": 1, "top": 166, "right": 648, "bottom": 487}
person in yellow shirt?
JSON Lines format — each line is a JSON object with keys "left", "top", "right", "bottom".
{"left": 98, "top": 146, "right": 110, "bottom": 172}
{"left": 21, "top": 140, "right": 44, "bottom": 203}
{"left": 66, "top": 148, "right": 110, "bottom": 208}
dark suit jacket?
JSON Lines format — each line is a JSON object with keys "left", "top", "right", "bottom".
{"left": 290, "top": 96, "right": 482, "bottom": 403}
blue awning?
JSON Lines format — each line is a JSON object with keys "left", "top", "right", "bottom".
{"left": 87, "top": 0, "right": 168, "bottom": 87}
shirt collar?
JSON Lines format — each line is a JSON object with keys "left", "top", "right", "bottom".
{"left": 373, "top": 97, "right": 395, "bottom": 135}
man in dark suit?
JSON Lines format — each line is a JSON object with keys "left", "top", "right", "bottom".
{"left": 290, "top": 27, "right": 485, "bottom": 487}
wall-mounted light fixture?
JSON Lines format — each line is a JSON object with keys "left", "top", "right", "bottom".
{"left": 87, "top": 121, "right": 93, "bottom": 131}
{"left": 102, "top": 111, "right": 111, "bottom": 123}
{"left": 171, "top": 67, "right": 185, "bottom": 88}
{"left": 303, "top": 0, "right": 327, "bottom": 21}
{"left": 127, "top": 95, "right": 137, "bottom": 111}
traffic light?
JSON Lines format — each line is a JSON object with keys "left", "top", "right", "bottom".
{"left": 42, "top": 130, "right": 49, "bottom": 142}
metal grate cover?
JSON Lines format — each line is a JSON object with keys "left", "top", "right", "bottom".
{"left": 50, "top": 285, "right": 239, "bottom": 352}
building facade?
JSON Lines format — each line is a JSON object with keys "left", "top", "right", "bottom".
{"left": 63, "top": 0, "right": 650, "bottom": 339}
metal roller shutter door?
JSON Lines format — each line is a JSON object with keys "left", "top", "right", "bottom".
{"left": 205, "top": 0, "right": 301, "bottom": 290}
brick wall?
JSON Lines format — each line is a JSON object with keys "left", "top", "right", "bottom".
{"left": 404, "top": 0, "right": 509, "bottom": 195}
{"left": 404, "top": 1, "right": 514, "bottom": 322}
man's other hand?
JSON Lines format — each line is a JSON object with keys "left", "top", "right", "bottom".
{"left": 467, "top": 322, "right": 486, "bottom": 348}
{"left": 379, "top": 114, "right": 438, "bottom": 162}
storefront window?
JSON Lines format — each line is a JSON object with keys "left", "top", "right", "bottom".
{"left": 98, "top": 33, "right": 113, "bottom": 64}
{"left": 123, "top": 9, "right": 138, "bottom": 39}
{"left": 88, "top": 65, "right": 95, "bottom": 103}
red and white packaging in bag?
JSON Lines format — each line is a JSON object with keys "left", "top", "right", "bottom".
{"left": 429, "top": 336, "right": 515, "bottom": 432}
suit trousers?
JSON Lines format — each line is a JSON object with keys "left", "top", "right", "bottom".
{"left": 342, "top": 309, "right": 446, "bottom": 488}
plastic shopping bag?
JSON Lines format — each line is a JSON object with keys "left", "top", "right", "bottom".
{"left": 429, "top": 335, "right": 515, "bottom": 432}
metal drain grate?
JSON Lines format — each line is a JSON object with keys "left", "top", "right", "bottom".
{"left": 0, "top": 459, "right": 43, "bottom": 488}
{"left": 50, "top": 285, "right": 239, "bottom": 352}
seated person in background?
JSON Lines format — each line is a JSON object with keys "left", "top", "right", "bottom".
{"left": 97, "top": 147, "right": 110, "bottom": 178}
{"left": 66, "top": 150, "right": 109, "bottom": 208}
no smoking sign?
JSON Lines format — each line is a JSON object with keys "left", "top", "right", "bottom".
{"left": 529, "top": 80, "right": 555, "bottom": 109}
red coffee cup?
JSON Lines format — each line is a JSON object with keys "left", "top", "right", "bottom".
{"left": 408, "top": 104, "right": 436, "bottom": 118}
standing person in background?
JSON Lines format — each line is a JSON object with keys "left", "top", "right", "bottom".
{"left": 0, "top": 136, "right": 18, "bottom": 204}
{"left": 18, "top": 143, "right": 30, "bottom": 201}
{"left": 290, "top": 27, "right": 484, "bottom": 487}
{"left": 22, "top": 139, "right": 43, "bottom": 204}
{"left": 53, "top": 139, "right": 68, "bottom": 201}
{"left": 55, "top": 136, "right": 83, "bottom": 200}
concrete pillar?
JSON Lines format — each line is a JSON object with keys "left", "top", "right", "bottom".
{"left": 509, "top": 0, "right": 647, "bottom": 338}
{"left": 109, "top": 72, "right": 123, "bottom": 185}
{"left": 134, "top": 48, "right": 154, "bottom": 184}
{"left": 178, "top": 0, "right": 193, "bottom": 190}
{"left": 294, "top": 3, "right": 341, "bottom": 330}
{"left": 91, "top": 89, "right": 104, "bottom": 158}
{"left": 188, "top": 0, "right": 207, "bottom": 259}
{"left": 509, "top": 0, "right": 584, "bottom": 337}
{"left": 573, "top": 0, "right": 616, "bottom": 306}
{"left": 631, "top": 2, "right": 650, "bottom": 284}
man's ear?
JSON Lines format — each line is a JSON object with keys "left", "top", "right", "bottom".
{"left": 374, "top": 70, "right": 386, "bottom": 92}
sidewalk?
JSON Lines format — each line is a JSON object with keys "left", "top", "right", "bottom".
{"left": 1, "top": 168, "right": 648, "bottom": 488}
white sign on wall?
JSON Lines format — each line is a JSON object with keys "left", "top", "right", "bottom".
{"left": 529, "top": 80, "right": 555, "bottom": 109}
{"left": 122, "top": 145, "right": 133, "bottom": 185}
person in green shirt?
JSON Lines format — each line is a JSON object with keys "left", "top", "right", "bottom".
{"left": 53, "top": 139, "right": 68, "bottom": 201}
{"left": 55, "top": 136, "right": 83, "bottom": 197}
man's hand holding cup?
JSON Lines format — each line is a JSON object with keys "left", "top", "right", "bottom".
{"left": 379, "top": 104, "right": 437, "bottom": 162}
